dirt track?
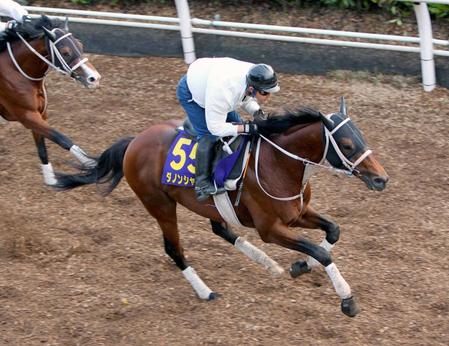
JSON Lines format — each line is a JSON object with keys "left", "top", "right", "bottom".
{"left": 1, "top": 54, "right": 449, "bottom": 346}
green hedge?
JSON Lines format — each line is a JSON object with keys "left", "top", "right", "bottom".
{"left": 66, "top": 0, "right": 449, "bottom": 19}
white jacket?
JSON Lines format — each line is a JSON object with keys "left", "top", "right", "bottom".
{"left": 0, "top": 0, "right": 28, "bottom": 22}
{"left": 186, "top": 57, "right": 260, "bottom": 137}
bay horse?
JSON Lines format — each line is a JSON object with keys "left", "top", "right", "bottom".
{"left": 0, "top": 15, "right": 101, "bottom": 185}
{"left": 54, "top": 98, "right": 388, "bottom": 317}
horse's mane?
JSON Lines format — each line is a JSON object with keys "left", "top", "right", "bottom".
{"left": 2, "top": 15, "right": 62, "bottom": 43}
{"left": 256, "top": 106, "right": 323, "bottom": 136}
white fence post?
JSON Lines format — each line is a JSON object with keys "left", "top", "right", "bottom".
{"left": 174, "top": 0, "right": 196, "bottom": 64}
{"left": 414, "top": 2, "right": 436, "bottom": 91}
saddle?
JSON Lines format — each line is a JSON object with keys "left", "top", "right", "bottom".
{"left": 161, "top": 119, "right": 251, "bottom": 190}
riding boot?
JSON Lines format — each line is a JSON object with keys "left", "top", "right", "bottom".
{"left": 194, "top": 135, "right": 224, "bottom": 201}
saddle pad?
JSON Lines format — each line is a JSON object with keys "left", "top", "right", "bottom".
{"left": 161, "top": 130, "right": 250, "bottom": 190}
{"left": 161, "top": 131, "right": 196, "bottom": 187}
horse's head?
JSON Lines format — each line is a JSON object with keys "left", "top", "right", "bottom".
{"left": 322, "top": 97, "right": 388, "bottom": 191}
{"left": 40, "top": 16, "right": 101, "bottom": 88}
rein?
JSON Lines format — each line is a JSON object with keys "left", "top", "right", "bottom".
{"left": 6, "top": 30, "right": 88, "bottom": 81}
{"left": 254, "top": 114, "right": 372, "bottom": 203}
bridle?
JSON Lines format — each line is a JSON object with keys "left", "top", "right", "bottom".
{"left": 323, "top": 116, "right": 372, "bottom": 174}
{"left": 6, "top": 28, "right": 88, "bottom": 82}
{"left": 254, "top": 113, "right": 373, "bottom": 203}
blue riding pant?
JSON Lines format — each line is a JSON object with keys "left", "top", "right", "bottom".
{"left": 176, "top": 75, "right": 242, "bottom": 139}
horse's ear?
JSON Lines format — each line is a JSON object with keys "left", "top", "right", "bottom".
{"left": 319, "top": 112, "right": 334, "bottom": 130}
{"left": 339, "top": 96, "right": 348, "bottom": 117}
{"left": 64, "top": 17, "right": 69, "bottom": 31}
{"left": 42, "top": 26, "right": 56, "bottom": 41}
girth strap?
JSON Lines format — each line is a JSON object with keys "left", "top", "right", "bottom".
{"left": 213, "top": 192, "right": 243, "bottom": 228}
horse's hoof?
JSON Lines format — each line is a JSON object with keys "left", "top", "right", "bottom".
{"left": 341, "top": 296, "right": 360, "bottom": 317}
{"left": 208, "top": 292, "right": 219, "bottom": 301}
{"left": 289, "top": 260, "right": 311, "bottom": 278}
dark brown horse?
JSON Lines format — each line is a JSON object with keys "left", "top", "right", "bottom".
{"left": 0, "top": 15, "right": 100, "bottom": 185}
{"left": 54, "top": 98, "right": 388, "bottom": 317}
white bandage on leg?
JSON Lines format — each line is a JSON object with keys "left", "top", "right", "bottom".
{"left": 325, "top": 263, "right": 352, "bottom": 299}
{"left": 307, "top": 239, "right": 334, "bottom": 268}
{"left": 41, "top": 163, "right": 57, "bottom": 186}
{"left": 235, "top": 237, "right": 284, "bottom": 276}
{"left": 182, "top": 266, "right": 213, "bottom": 300}
{"left": 69, "top": 145, "right": 96, "bottom": 167}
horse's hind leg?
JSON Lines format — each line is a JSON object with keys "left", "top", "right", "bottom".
{"left": 139, "top": 194, "right": 217, "bottom": 300}
{"left": 210, "top": 220, "right": 284, "bottom": 276}
{"left": 32, "top": 131, "right": 56, "bottom": 185}
{"left": 290, "top": 206, "right": 340, "bottom": 276}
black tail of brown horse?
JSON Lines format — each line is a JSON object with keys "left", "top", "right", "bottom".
{"left": 55, "top": 137, "right": 134, "bottom": 194}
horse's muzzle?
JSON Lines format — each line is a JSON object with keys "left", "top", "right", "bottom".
{"left": 75, "top": 63, "right": 101, "bottom": 89}
{"left": 360, "top": 174, "right": 389, "bottom": 191}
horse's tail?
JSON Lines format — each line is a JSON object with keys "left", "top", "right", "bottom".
{"left": 55, "top": 137, "right": 134, "bottom": 195}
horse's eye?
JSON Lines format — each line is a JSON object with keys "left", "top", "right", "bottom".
{"left": 339, "top": 139, "right": 355, "bottom": 155}
{"left": 61, "top": 48, "right": 72, "bottom": 57}
{"left": 342, "top": 144, "right": 353, "bottom": 151}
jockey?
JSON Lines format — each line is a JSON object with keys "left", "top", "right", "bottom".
{"left": 0, "top": 0, "right": 29, "bottom": 35}
{"left": 176, "top": 57, "right": 280, "bottom": 201}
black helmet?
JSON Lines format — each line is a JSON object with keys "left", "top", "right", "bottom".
{"left": 246, "top": 64, "right": 280, "bottom": 93}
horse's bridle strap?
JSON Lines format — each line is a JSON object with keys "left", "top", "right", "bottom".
{"left": 10, "top": 31, "right": 88, "bottom": 81}
{"left": 255, "top": 116, "right": 373, "bottom": 202}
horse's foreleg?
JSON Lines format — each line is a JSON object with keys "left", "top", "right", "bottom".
{"left": 48, "top": 128, "right": 96, "bottom": 168}
{"left": 32, "top": 131, "right": 56, "bottom": 185}
{"left": 257, "top": 224, "right": 359, "bottom": 317}
{"left": 22, "top": 113, "right": 96, "bottom": 168}
{"left": 291, "top": 207, "right": 340, "bottom": 272}
{"left": 210, "top": 220, "right": 284, "bottom": 276}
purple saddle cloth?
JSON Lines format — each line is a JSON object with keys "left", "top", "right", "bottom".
{"left": 213, "top": 136, "right": 248, "bottom": 188}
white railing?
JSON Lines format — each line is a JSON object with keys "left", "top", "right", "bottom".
{"left": 24, "top": 1, "right": 449, "bottom": 91}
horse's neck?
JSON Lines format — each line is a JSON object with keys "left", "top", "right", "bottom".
{"left": 279, "top": 122, "right": 325, "bottom": 163}
{"left": 257, "top": 122, "right": 324, "bottom": 191}
{"left": 12, "top": 38, "right": 48, "bottom": 77}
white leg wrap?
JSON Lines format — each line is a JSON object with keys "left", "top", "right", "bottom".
{"left": 41, "top": 163, "right": 57, "bottom": 186}
{"left": 325, "top": 263, "right": 352, "bottom": 299}
{"left": 69, "top": 145, "right": 96, "bottom": 167}
{"left": 307, "top": 239, "right": 334, "bottom": 268}
{"left": 182, "top": 266, "right": 213, "bottom": 300}
{"left": 235, "top": 237, "right": 284, "bottom": 276}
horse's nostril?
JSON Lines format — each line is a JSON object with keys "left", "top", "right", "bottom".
{"left": 88, "top": 76, "right": 96, "bottom": 83}
{"left": 373, "top": 176, "right": 388, "bottom": 188}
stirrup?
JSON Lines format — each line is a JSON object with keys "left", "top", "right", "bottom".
{"left": 195, "top": 187, "right": 215, "bottom": 202}
{"left": 195, "top": 184, "right": 226, "bottom": 202}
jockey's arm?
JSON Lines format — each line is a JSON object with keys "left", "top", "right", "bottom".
{"left": 204, "top": 75, "right": 259, "bottom": 137}
{"left": 204, "top": 105, "right": 255, "bottom": 136}
{"left": 205, "top": 102, "right": 240, "bottom": 137}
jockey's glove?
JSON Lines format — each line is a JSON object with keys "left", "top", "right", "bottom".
{"left": 253, "top": 109, "right": 267, "bottom": 121}
{"left": 243, "top": 121, "right": 258, "bottom": 135}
